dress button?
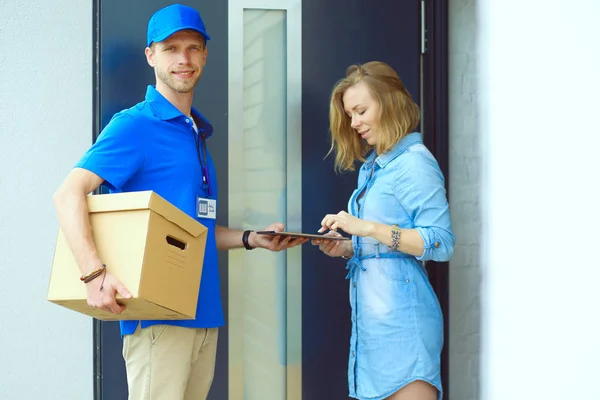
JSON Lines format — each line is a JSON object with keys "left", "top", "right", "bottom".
{"left": 434, "top": 241, "right": 440, "bottom": 248}
{"left": 352, "top": 351, "right": 355, "bottom": 357}
{"left": 353, "top": 282, "right": 357, "bottom": 288}
{"left": 185, "top": 118, "right": 190, "bottom": 123}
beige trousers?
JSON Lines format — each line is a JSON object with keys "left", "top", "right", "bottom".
{"left": 122, "top": 324, "right": 219, "bottom": 400}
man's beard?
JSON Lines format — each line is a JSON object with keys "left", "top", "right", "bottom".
{"left": 157, "top": 68, "right": 200, "bottom": 93}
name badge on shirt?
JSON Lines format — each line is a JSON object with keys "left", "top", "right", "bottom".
{"left": 197, "top": 196, "right": 217, "bottom": 219}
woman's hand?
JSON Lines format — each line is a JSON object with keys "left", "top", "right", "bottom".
{"left": 311, "top": 230, "right": 353, "bottom": 258}
{"left": 318, "top": 211, "right": 374, "bottom": 237}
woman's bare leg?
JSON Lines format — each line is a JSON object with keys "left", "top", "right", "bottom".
{"left": 386, "top": 380, "right": 438, "bottom": 400}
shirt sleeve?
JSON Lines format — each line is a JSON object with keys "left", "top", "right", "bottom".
{"left": 75, "top": 112, "right": 144, "bottom": 191}
{"left": 392, "top": 145, "right": 455, "bottom": 262}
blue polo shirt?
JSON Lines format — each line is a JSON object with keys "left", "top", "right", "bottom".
{"left": 75, "top": 85, "right": 225, "bottom": 335}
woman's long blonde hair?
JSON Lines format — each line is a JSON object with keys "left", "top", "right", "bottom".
{"left": 328, "top": 61, "right": 420, "bottom": 172}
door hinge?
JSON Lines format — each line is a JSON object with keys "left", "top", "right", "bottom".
{"left": 421, "top": 0, "right": 427, "bottom": 54}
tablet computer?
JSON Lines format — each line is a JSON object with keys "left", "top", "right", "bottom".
{"left": 255, "top": 231, "right": 351, "bottom": 241}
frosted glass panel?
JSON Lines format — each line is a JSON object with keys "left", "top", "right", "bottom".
{"left": 229, "top": 2, "right": 301, "bottom": 397}
{"left": 242, "top": 9, "right": 287, "bottom": 399}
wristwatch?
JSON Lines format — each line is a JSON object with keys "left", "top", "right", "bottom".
{"left": 242, "top": 230, "right": 255, "bottom": 250}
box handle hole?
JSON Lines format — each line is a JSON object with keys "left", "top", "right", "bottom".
{"left": 166, "top": 235, "right": 187, "bottom": 250}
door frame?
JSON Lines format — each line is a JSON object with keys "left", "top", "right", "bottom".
{"left": 422, "top": 0, "right": 450, "bottom": 396}
{"left": 92, "top": 0, "right": 103, "bottom": 398}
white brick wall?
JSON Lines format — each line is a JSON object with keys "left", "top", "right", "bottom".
{"left": 448, "top": 0, "right": 480, "bottom": 398}
{"left": 0, "top": 1, "right": 93, "bottom": 399}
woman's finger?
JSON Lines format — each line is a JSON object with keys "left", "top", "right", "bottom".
{"left": 320, "top": 214, "right": 333, "bottom": 227}
{"left": 325, "top": 241, "right": 337, "bottom": 253}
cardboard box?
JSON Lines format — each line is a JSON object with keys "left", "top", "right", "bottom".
{"left": 48, "top": 191, "right": 208, "bottom": 321}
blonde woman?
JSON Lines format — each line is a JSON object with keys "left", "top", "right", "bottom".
{"left": 313, "top": 61, "right": 455, "bottom": 400}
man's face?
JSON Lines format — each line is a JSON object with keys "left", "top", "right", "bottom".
{"left": 145, "top": 30, "right": 207, "bottom": 94}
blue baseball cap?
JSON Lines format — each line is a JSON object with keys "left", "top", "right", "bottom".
{"left": 147, "top": 4, "right": 211, "bottom": 47}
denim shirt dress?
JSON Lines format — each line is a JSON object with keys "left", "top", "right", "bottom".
{"left": 345, "top": 132, "right": 455, "bottom": 400}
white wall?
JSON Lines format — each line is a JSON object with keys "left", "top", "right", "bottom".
{"left": 478, "top": 1, "right": 600, "bottom": 399}
{"left": 448, "top": 0, "right": 480, "bottom": 398}
{"left": 0, "top": 1, "right": 93, "bottom": 399}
